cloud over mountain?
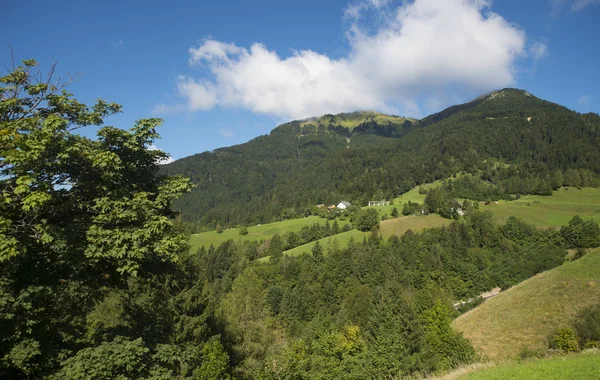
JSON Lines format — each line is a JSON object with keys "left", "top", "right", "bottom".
{"left": 165, "top": 0, "right": 528, "bottom": 119}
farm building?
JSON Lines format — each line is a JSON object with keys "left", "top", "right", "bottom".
{"left": 337, "top": 201, "right": 352, "bottom": 210}
{"left": 368, "top": 200, "right": 390, "bottom": 207}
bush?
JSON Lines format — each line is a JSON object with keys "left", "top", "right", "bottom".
{"left": 239, "top": 226, "right": 249, "bottom": 235}
{"left": 548, "top": 327, "right": 580, "bottom": 353}
{"left": 216, "top": 224, "right": 224, "bottom": 234}
{"left": 573, "top": 248, "right": 587, "bottom": 260}
{"left": 519, "top": 347, "right": 546, "bottom": 360}
{"left": 573, "top": 303, "right": 600, "bottom": 347}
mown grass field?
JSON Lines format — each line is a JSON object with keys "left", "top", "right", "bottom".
{"left": 380, "top": 214, "right": 451, "bottom": 238}
{"left": 188, "top": 216, "right": 328, "bottom": 253}
{"left": 485, "top": 187, "right": 600, "bottom": 227}
{"left": 453, "top": 247, "right": 600, "bottom": 361}
{"left": 455, "top": 350, "right": 600, "bottom": 380}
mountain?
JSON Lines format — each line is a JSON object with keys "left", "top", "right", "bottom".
{"left": 163, "top": 89, "right": 600, "bottom": 228}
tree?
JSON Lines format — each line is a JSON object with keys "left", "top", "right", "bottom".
{"left": 216, "top": 224, "right": 224, "bottom": 234}
{"left": 355, "top": 209, "right": 380, "bottom": 232}
{"left": 312, "top": 240, "right": 324, "bottom": 262}
{"left": 239, "top": 225, "right": 249, "bottom": 235}
{"left": 0, "top": 58, "right": 193, "bottom": 377}
{"left": 402, "top": 203, "right": 411, "bottom": 216}
{"left": 269, "top": 234, "right": 284, "bottom": 263}
{"left": 332, "top": 220, "right": 340, "bottom": 235}
{"left": 391, "top": 207, "right": 399, "bottom": 218}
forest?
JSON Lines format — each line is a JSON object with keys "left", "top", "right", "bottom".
{"left": 163, "top": 89, "right": 600, "bottom": 230}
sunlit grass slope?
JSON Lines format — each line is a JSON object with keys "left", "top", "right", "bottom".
{"left": 453, "top": 248, "right": 600, "bottom": 360}
{"left": 485, "top": 187, "right": 600, "bottom": 227}
{"left": 299, "top": 111, "right": 416, "bottom": 130}
{"left": 188, "top": 216, "right": 327, "bottom": 253}
{"left": 458, "top": 350, "right": 600, "bottom": 380}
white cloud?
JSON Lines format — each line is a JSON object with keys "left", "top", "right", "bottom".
{"left": 170, "top": 0, "right": 528, "bottom": 119}
{"left": 151, "top": 103, "right": 186, "bottom": 116}
{"left": 219, "top": 129, "right": 234, "bottom": 138}
{"left": 529, "top": 42, "right": 548, "bottom": 60}
{"left": 550, "top": 0, "right": 600, "bottom": 13}
{"left": 572, "top": 0, "right": 600, "bottom": 10}
{"left": 578, "top": 95, "right": 592, "bottom": 106}
{"left": 148, "top": 144, "right": 175, "bottom": 165}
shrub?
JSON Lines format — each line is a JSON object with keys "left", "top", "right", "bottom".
{"left": 216, "top": 224, "right": 224, "bottom": 234}
{"left": 573, "top": 303, "right": 600, "bottom": 347}
{"left": 548, "top": 327, "right": 580, "bottom": 353}
{"left": 239, "top": 226, "right": 249, "bottom": 236}
{"left": 573, "top": 248, "right": 587, "bottom": 260}
{"left": 519, "top": 347, "right": 546, "bottom": 360}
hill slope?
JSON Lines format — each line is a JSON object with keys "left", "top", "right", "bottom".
{"left": 453, "top": 248, "right": 600, "bottom": 360}
{"left": 165, "top": 89, "right": 600, "bottom": 228}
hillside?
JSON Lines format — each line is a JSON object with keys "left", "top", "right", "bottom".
{"left": 165, "top": 89, "right": 600, "bottom": 229}
{"left": 453, "top": 247, "right": 600, "bottom": 360}
{"left": 435, "top": 350, "right": 600, "bottom": 380}
{"left": 299, "top": 111, "right": 416, "bottom": 130}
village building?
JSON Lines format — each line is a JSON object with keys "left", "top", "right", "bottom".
{"left": 368, "top": 200, "right": 390, "bottom": 207}
{"left": 337, "top": 201, "right": 352, "bottom": 210}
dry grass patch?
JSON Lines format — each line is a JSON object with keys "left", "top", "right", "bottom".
{"left": 453, "top": 248, "right": 600, "bottom": 360}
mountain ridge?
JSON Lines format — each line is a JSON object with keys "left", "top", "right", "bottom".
{"left": 162, "top": 88, "right": 600, "bottom": 227}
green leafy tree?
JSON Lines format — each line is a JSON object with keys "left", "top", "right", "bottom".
{"left": 0, "top": 58, "right": 192, "bottom": 377}
{"left": 402, "top": 203, "right": 411, "bottom": 216}
{"left": 312, "top": 240, "right": 324, "bottom": 262}
{"left": 239, "top": 226, "right": 248, "bottom": 235}
{"left": 391, "top": 207, "right": 399, "bottom": 218}
{"left": 355, "top": 209, "right": 380, "bottom": 232}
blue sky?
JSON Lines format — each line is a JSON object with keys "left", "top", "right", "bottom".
{"left": 2, "top": 0, "right": 599, "bottom": 161}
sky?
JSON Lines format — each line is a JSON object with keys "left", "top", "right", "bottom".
{"left": 2, "top": 0, "right": 599, "bottom": 162}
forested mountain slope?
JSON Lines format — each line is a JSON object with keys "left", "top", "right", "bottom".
{"left": 164, "top": 89, "right": 600, "bottom": 228}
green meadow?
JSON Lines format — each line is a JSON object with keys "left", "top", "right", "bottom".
{"left": 189, "top": 186, "right": 600, "bottom": 258}
{"left": 458, "top": 350, "right": 600, "bottom": 380}
{"left": 485, "top": 187, "right": 600, "bottom": 227}
{"left": 279, "top": 229, "right": 368, "bottom": 258}
{"left": 188, "top": 216, "right": 328, "bottom": 253}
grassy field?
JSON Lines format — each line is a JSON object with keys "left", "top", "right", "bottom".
{"left": 455, "top": 350, "right": 600, "bottom": 380}
{"left": 453, "top": 247, "right": 600, "bottom": 361}
{"left": 188, "top": 216, "right": 328, "bottom": 253}
{"left": 380, "top": 214, "right": 451, "bottom": 238}
{"left": 282, "top": 229, "right": 368, "bottom": 258}
{"left": 365, "top": 179, "right": 445, "bottom": 218}
{"left": 484, "top": 187, "right": 600, "bottom": 227}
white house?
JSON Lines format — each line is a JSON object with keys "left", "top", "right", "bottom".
{"left": 337, "top": 201, "right": 352, "bottom": 210}
{"left": 368, "top": 200, "right": 390, "bottom": 207}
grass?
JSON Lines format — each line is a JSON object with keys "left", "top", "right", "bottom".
{"left": 188, "top": 216, "right": 328, "bottom": 253}
{"left": 365, "top": 179, "right": 445, "bottom": 218}
{"left": 380, "top": 214, "right": 452, "bottom": 238}
{"left": 281, "top": 229, "right": 368, "bottom": 258}
{"left": 484, "top": 187, "right": 600, "bottom": 227}
{"left": 299, "top": 111, "right": 415, "bottom": 130}
{"left": 457, "top": 350, "right": 600, "bottom": 380}
{"left": 452, "top": 247, "right": 600, "bottom": 361}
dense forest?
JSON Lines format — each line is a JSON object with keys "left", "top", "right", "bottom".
{"left": 163, "top": 89, "right": 600, "bottom": 230}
